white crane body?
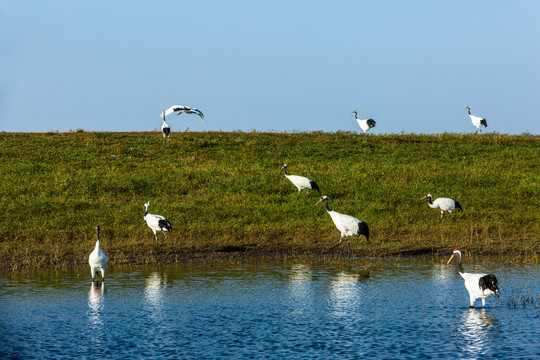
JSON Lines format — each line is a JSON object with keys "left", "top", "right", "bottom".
{"left": 328, "top": 210, "right": 365, "bottom": 240}
{"left": 448, "top": 249, "right": 499, "bottom": 307}
{"left": 423, "top": 194, "right": 462, "bottom": 220}
{"left": 161, "top": 119, "right": 171, "bottom": 140}
{"left": 144, "top": 202, "right": 172, "bottom": 248}
{"left": 351, "top": 110, "right": 376, "bottom": 135}
{"left": 465, "top": 106, "right": 487, "bottom": 132}
{"left": 315, "top": 195, "right": 369, "bottom": 256}
{"left": 281, "top": 164, "right": 320, "bottom": 200}
{"left": 89, "top": 224, "right": 107, "bottom": 281}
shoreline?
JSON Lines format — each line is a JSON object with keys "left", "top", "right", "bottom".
{"left": 2, "top": 244, "right": 538, "bottom": 271}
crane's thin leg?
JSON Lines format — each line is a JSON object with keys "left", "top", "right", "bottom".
{"left": 323, "top": 238, "right": 343, "bottom": 254}
{"left": 481, "top": 298, "right": 486, "bottom": 307}
{"left": 159, "top": 231, "right": 168, "bottom": 247}
{"left": 451, "top": 211, "right": 455, "bottom": 221}
{"left": 440, "top": 211, "right": 444, "bottom": 221}
{"left": 347, "top": 237, "right": 351, "bottom": 259}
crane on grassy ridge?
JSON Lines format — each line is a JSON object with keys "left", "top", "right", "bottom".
{"left": 89, "top": 224, "right": 107, "bottom": 282}
{"left": 465, "top": 106, "right": 487, "bottom": 133}
{"left": 351, "top": 110, "right": 376, "bottom": 136}
{"left": 280, "top": 164, "right": 321, "bottom": 200}
{"left": 447, "top": 249, "right": 499, "bottom": 307}
{"left": 161, "top": 110, "right": 171, "bottom": 141}
{"left": 144, "top": 202, "right": 172, "bottom": 248}
{"left": 422, "top": 194, "right": 462, "bottom": 220}
{"left": 315, "top": 195, "right": 370, "bottom": 257}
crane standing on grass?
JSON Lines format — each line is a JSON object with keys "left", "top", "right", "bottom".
{"left": 351, "top": 110, "right": 376, "bottom": 136}
{"left": 315, "top": 195, "right": 370, "bottom": 257}
{"left": 422, "top": 194, "right": 462, "bottom": 220}
{"left": 280, "top": 164, "right": 321, "bottom": 200}
{"left": 144, "top": 202, "right": 172, "bottom": 248}
{"left": 465, "top": 106, "right": 487, "bottom": 133}
{"left": 161, "top": 110, "right": 171, "bottom": 141}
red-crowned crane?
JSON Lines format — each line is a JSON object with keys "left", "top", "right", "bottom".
{"left": 280, "top": 164, "right": 320, "bottom": 200}
{"left": 161, "top": 110, "right": 171, "bottom": 141}
{"left": 162, "top": 105, "right": 205, "bottom": 123}
{"left": 315, "top": 195, "right": 370, "bottom": 257}
{"left": 465, "top": 106, "right": 487, "bottom": 133}
{"left": 144, "top": 202, "right": 172, "bottom": 248}
{"left": 351, "top": 110, "right": 376, "bottom": 136}
{"left": 447, "top": 249, "right": 500, "bottom": 308}
{"left": 422, "top": 194, "right": 462, "bottom": 220}
{"left": 89, "top": 224, "right": 107, "bottom": 282}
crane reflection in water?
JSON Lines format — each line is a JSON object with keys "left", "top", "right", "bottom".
{"left": 144, "top": 271, "right": 168, "bottom": 321}
{"left": 458, "top": 308, "right": 500, "bottom": 358}
{"left": 88, "top": 282, "right": 106, "bottom": 331}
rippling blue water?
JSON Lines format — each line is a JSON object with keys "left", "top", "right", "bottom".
{"left": 1, "top": 259, "right": 539, "bottom": 359}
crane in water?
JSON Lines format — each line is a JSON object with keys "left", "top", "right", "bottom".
{"left": 447, "top": 249, "right": 499, "bottom": 307}
{"left": 89, "top": 224, "right": 107, "bottom": 282}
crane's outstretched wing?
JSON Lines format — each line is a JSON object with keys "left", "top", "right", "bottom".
{"left": 162, "top": 105, "right": 205, "bottom": 123}
{"left": 177, "top": 107, "right": 204, "bottom": 123}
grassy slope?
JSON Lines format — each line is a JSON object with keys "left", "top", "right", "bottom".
{"left": 0, "top": 131, "right": 538, "bottom": 269}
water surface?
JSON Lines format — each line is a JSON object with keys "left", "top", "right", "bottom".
{"left": 1, "top": 258, "right": 538, "bottom": 359}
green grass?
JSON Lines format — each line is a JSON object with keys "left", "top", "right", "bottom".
{"left": 0, "top": 131, "right": 538, "bottom": 269}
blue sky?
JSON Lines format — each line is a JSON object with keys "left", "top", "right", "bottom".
{"left": 1, "top": 1, "right": 539, "bottom": 134}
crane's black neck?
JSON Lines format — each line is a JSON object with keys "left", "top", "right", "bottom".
{"left": 467, "top": 108, "right": 471, "bottom": 115}
{"left": 282, "top": 167, "right": 288, "bottom": 175}
{"left": 353, "top": 112, "right": 358, "bottom": 120}
{"left": 425, "top": 196, "right": 433, "bottom": 205}
{"left": 324, "top": 198, "right": 331, "bottom": 212}
{"left": 144, "top": 208, "right": 148, "bottom": 216}
{"left": 96, "top": 227, "right": 100, "bottom": 241}
{"left": 456, "top": 256, "right": 464, "bottom": 274}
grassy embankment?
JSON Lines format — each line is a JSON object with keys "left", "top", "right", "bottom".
{"left": 0, "top": 131, "right": 538, "bottom": 270}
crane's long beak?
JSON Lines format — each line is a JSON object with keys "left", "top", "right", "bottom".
{"left": 314, "top": 198, "right": 323, "bottom": 207}
{"left": 421, "top": 195, "right": 427, "bottom": 200}
{"left": 447, "top": 254, "right": 455, "bottom": 264}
